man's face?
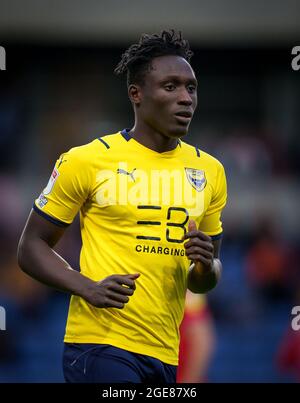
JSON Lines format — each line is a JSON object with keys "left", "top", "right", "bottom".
{"left": 137, "top": 55, "right": 198, "bottom": 138}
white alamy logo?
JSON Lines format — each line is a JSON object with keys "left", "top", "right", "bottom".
{"left": 291, "top": 46, "right": 300, "bottom": 71}
{"left": 0, "top": 306, "right": 6, "bottom": 330}
{"left": 291, "top": 306, "right": 300, "bottom": 331}
{"left": 95, "top": 163, "right": 205, "bottom": 216}
{"left": 0, "top": 46, "right": 6, "bottom": 70}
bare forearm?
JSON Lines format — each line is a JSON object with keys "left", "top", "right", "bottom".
{"left": 17, "top": 237, "right": 93, "bottom": 297}
{"left": 187, "top": 258, "right": 222, "bottom": 294}
{"left": 17, "top": 210, "right": 139, "bottom": 310}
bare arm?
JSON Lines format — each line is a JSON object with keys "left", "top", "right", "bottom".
{"left": 17, "top": 210, "right": 139, "bottom": 308}
{"left": 184, "top": 220, "right": 222, "bottom": 294}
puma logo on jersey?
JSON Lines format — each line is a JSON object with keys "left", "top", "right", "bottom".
{"left": 117, "top": 168, "right": 136, "bottom": 182}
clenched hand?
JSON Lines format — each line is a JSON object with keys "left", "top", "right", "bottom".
{"left": 82, "top": 273, "right": 140, "bottom": 309}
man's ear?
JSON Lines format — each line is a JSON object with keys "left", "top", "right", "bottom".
{"left": 128, "top": 84, "right": 142, "bottom": 105}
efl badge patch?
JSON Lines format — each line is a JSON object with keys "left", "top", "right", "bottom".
{"left": 37, "top": 194, "right": 48, "bottom": 208}
{"left": 185, "top": 168, "right": 206, "bottom": 192}
{"left": 43, "top": 167, "right": 59, "bottom": 195}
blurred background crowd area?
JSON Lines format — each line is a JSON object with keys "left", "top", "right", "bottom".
{"left": 0, "top": 0, "right": 300, "bottom": 383}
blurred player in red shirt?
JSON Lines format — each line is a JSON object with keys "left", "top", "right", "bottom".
{"left": 177, "top": 291, "right": 216, "bottom": 383}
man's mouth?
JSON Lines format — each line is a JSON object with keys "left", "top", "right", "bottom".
{"left": 174, "top": 111, "right": 193, "bottom": 124}
{"left": 175, "top": 111, "right": 193, "bottom": 118}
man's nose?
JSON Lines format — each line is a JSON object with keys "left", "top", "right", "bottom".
{"left": 177, "top": 88, "right": 193, "bottom": 105}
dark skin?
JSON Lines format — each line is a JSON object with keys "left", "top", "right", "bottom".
{"left": 17, "top": 55, "right": 221, "bottom": 306}
{"left": 129, "top": 55, "right": 222, "bottom": 292}
{"left": 184, "top": 220, "right": 222, "bottom": 293}
{"left": 129, "top": 55, "right": 198, "bottom": 152}
{"left": 18, "top": 212, "right": 139, "bottom": 308}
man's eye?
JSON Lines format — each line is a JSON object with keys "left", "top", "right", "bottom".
{"left": 187, "top": 85, "right": 196, "bottom": 93}
{"left": 164, "top": 84, "right": 175, "bottom": 91}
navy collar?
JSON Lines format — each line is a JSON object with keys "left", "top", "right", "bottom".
{"left": 120, "top": 128, "right": 181, "bottom": 147}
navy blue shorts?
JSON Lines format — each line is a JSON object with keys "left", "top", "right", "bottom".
{"left": 63, "top": 343, "right": 177, "bottom": 383}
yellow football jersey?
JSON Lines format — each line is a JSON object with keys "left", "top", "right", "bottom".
{"left": 34, "top": 129, "right": 227, "bottom": 365}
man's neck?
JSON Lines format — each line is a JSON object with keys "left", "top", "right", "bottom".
{"left": 130, "top": 122, "right": 179, "bottom": 153}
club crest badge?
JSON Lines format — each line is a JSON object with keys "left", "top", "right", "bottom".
{"left": 185, "top": 168, "right": 206, "bottom": 192}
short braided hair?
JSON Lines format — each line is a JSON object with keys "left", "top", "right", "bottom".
{"left": 114, "top": 30, "right": 193, "bottom": 86}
